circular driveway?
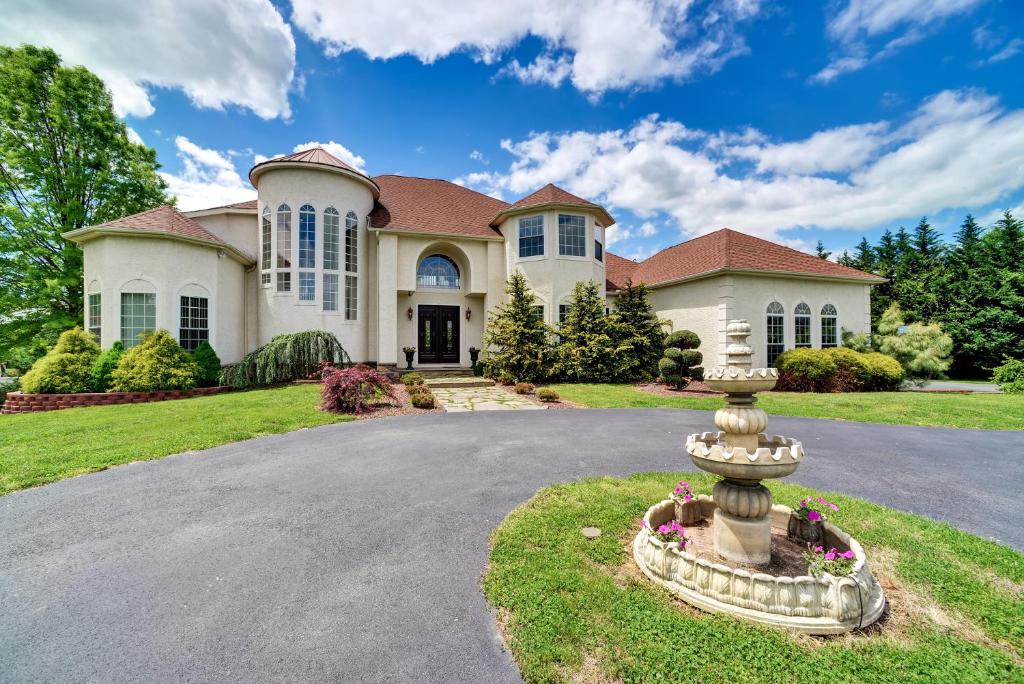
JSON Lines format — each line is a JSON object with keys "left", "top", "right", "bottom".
{"left": 2, "top": 409, "right": 1021, "bottom": 683}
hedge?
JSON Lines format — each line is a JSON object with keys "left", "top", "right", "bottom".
{"left": 775, "top": 347, "right": 903, "bottom": 392}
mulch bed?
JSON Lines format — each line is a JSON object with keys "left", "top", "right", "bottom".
{"left": 354, "top": 383, "right": 445, "bottom": 420}
{"left": 682, "top": 520, "right": 809, "bottom": 577}
{"left": 635, "top": 380, "right": 723, "bottom": 399}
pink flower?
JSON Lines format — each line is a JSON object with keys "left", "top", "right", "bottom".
{"left": 829, "top": 503, "right": 840, "bottom": 512}
{"left": 813, "top": 546, "right": 824, "bottom": 553}
{"left": 658, "top": 524, "right": 671, "bottom": 535}
{"left": 640, "top": 519, "right": 647, "bottom": 528}
{"left": 818, "top": 497, "right": 826, "bottom": 505}
{"left": 683, "top": 495, "right": 693, "bottom": 503}
{"left": 841, "top": 550, "right": 855, "bottom": 559}
{"left": 674, "top": 487, "right": 682, "bottom": 493}
{"left": 800, "top": 498, "right": 807, "bottom": 508}
{"left": 807, "top": 510, "right": 822, "bottom": 522}
{"left": 680, "top": 481, "right": 689, "bottom": 488}
{"left": 824, "top": 551, "right": 837, "bottom": 561}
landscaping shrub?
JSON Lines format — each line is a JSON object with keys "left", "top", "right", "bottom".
{"left": 536, "top": 388, "right": 559, "bottom": 402}
{"left": 607, "top": 281, "right": 665, "bottom": 381}
{"left": 408, "top": 384, "right": 433, "bottom": 398}
{"left": 221, "top": 330, "right": 350, "bottom": 388}
{"left": 89, "top": 341, "right": 124, "bottom": 392}
{"left": 0, "top": 377, "right": 20, "bottom": 405}
{"left": 876, "top": 303, "right": 952, "bottom": 383}
{"left": 658, "top": 331, "right": 702, "bottom": 389}
{"left": 401, "top": 372, "right": 424, "bottom": 387}
{"left": 776, "top": 347, "right": 903, "bottom": 392}
{"left": 320, "top": 364, "right": 394, "bottom": 414}
{"left": 514, "top": 382, "right": 534, "bottom": 394}
{"left": 20, "top": 327, "right": 101, "bottom": 394}
{"left": 554, "top": 281, "right": 618, "bottom": 382}
{"left": 109, "top": 330, "right": 200, "bottom": 392}
{"left": 191, "top": 341, "right": 222, "bottom": 387}
{"left": 410, "top": 391, "right": 436, "bottom": 409}
{"left": 483, "top": 272, "right": 552, "bottom": 383}
{"left": 859, "top": 351, "right": 905, "bottom": 390}
{"left": 993, "top": 359, "right": 1024, "bottom": 394}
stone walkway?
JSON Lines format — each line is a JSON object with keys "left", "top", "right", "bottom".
{"left": 432, "top": 385, "right": 544, "bottom": 411}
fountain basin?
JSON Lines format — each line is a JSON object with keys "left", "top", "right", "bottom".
{"left": 633, "top": 497, "right": 885, "bottom": 634}
{"left": 704, "top": 366, "right": 779, "bottom": 394}
{"left": 686, "top": 431, "right": 803, "bottom": 481}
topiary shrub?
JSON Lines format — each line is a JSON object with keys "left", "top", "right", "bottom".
{"left": 109, "top": 330, "right": 201, "bottom": 392}
{"left": 20, "top": 328, "right": 101, "bottom": 394}
{"left": 658, "top": 331, "right": 702, "bottom": 389}
{"left": 89, "top": 341, "right": 124, "bottom": 392}
{"left": 536, "top": 388, "right": 560, "bottom": 402}
{"left": 514, "top": 382, "right": 534, "bottom": 394}
{"left": 993, "top": 359, "right": 1024, "bottom": 394}
{"left": 321, "top": 364, "right": 395, "bottom": 414}
{"left": 191, "top": 341, "right": 222, "bottom": 387}
{"left": 410, "top": 392, "right": 436, "bottom": 409}
{"left": 401, "top": 372, "right": 424, "bottom": 387}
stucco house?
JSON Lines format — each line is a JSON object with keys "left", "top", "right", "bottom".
{"left": 63, "top": 146, "right": 883, "bottom": 371}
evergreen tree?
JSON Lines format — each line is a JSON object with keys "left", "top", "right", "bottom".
{"left": 814, "top": 240, "right": 832, "bottom": 260}
{"left": 554, "top": 281, "right": 617, "bottom": 382}
{"left": 192, "top": 341, "right": 222, "bottom": 387}
{"left": 608, "top": 280, "right": 665, "bottom": 381}
{"left": 876, "top": 303, "right": 952, "bottom": 383}
{"left": 852, "top": 237, "right": 876, "bottom": 272}
{"left": 482, "top": 272, "right": 552, "bottom": 383}
{"left": 988, "top": 210, "right": 1024, "bottom": 271}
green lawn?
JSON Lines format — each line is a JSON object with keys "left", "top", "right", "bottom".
{"left": 485, "top": 473, "right": 1024, "bottom": 683}
{"left": 0, "top": 384, "right": 350, "bottom": 495}
{"left": 549, "top": 383, "right": 1024, "bottom": 430}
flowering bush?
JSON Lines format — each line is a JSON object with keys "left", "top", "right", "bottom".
{"left": 804, "top": 545, "right": 856, "bottom": 577}
{"left": 321, "top": 364, "right": 395, "bottom": 414}
{"left": 795, "top": 495, "right": 839, "bottom": 523}
{"left": 669, "top": 480, "right": 694, "bottom": 504}
{"left": 641, "top": 519, "right": 691, "bottom": 550}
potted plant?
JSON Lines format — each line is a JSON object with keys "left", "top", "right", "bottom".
{"left": 787, "top": 496, "right": 839, "bottom": 546}
{"left": 402, "top": 346, "right": 415, "bottom": 370}
{"left": 803, "top": 545, "right": 856, "bottom": 578}
{"left": 670, "top": 481, "right": 702, "bottom": 525}
{"left": 469, "top": 346, "right": 480, "bottom": 368}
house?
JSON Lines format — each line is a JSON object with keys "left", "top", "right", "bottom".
{"left": 63, "top": 146, "right": 883, "bottom": 370}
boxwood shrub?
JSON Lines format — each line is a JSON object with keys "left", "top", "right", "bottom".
{"left": 776, "top": 347, "right": 903, "bottom": 392}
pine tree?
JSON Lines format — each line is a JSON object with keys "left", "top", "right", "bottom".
{"left": 815, "top": 240, "right": 832, "bottom": 260}
{"left": 852, "top": 237, "right": 876, "bottom": 272}
{"left": 554, "top": 281, "right": 617, "bottom": 382}
{"left": 482, "top": 272, "right": 552, "bottom": 383}
{"left": 876, "top": 303, "right": 952, "bottom": 383}
{"left": 989, "top": 210, "right": 1024, "bottom": 271}
{"left": 608, "top": 280, "right": 665, "bottom": 381}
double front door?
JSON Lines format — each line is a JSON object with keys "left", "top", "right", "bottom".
{"left": 417, "top": 305, "right": 460, "bottom": 364}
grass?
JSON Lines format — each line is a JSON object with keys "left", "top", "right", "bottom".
{"left": 484, "top": 473, "right": 1024, "bottom": 683}
{"left": 549, "top": 383, "right": 1024, "bottom": 430}
{"left": 0, "top": 384, "right": 351, "bottom": 495}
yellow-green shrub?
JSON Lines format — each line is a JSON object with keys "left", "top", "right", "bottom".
{"left": 776, "top": 347, "right": 902, "bottom": 392}
{"left": 20, "top": 328, "right": 101, "bottom": 394}
{"left": 109, "top": 330, "right": 200, "bottom": 392}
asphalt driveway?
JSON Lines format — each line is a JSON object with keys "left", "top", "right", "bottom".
{"left": 2, "top": 409, "right": 1021, "bottom": 683}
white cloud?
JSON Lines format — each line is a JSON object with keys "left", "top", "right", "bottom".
{"left": 290, "top": 0, "right": 764, "bottom": 97}
{"left": 469, "top": 150, "right": 490, "bottom": 165}
{"left": 1, "top": 0, "right": 295, "bottom": 119}
{"left": 160, "top": 136, "right": 256, "bottom": 211}
{"left": 985, "top": 37, "right": 1022, "bottom": 64}
{"left": 125, "top": 127, "right": 144, "bottom": 145}
{"left": 254, "top": 141, "right": 368, "bottom": 174}
{"left": 813, "top": 0, "right": 983, "bottom": 83}
{"left": 456, "top": 90, "right": 1024, "bottom": 242}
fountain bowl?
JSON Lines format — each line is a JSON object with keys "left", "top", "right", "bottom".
{"left": 703, "top": 366, "right": 779, "bottom": 395}
{"left": 686, "top": 431, "right": 803, "bottom": 481}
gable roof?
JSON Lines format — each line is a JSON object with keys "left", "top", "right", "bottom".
{"left": 604, "top": 252, "right": 641, "bottom": 291}
{"left": 606, "top": 228, "right": 883, "bottom": 288}
{"left": 248, "top": 147, "right": 379, "bottom": 196}
{"left": 491, "top": 183, "right": 615, "bottom": 227}
{"left": 369, "top": 176, "right": 510, "bottom": 239}
{"left": 62, "top": 205, "right": 254, "bottom": 264}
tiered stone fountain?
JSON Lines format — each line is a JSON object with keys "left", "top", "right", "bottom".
{"left": 633, "top": 320, "right": 886, "bottom": 634}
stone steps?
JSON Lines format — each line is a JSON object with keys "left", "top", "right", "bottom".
{"left": 423, "top": 377, "right": 494, "bottom": 389}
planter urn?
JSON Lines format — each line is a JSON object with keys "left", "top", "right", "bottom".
{"left": 787, "top": 513, "right": 824, "bottom": 546}
{"left": 469, "top": 346, "right": 480, "bottom": 369}
{"left": 674, "top": 499, "right": 703, "bottom": 526}
{"left": 403, "top": 349, "right": 415, "bottom": 370}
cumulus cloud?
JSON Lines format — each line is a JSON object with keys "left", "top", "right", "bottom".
{"left": 456, "top": 90, "right": 1024, "bottom": 241}
{"left": 160, "top": 137, "right": 256, "bottom": 211}
{"left": 0, "top": 0, "right": 295, "bottom": 119}
{"left": 290, "top": 0, "right": 764, "bottom": 97}
{"left": 255, "top": 141, "right": 368, "bottom": 174}
{"left": 813, "top": 0, "right": 983, "bottom": 83}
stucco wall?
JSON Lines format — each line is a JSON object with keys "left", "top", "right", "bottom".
{"left": 190, "top": 211, "right": 259, "bottom": 258}
{"left": 646, "top": 275, "right": 731, "bottom": 370}
{"left": 254, "top": 166, "right": 376, "bottom": 362}
{"left": 81, "top": 235, "right": 248, "bottom": 362}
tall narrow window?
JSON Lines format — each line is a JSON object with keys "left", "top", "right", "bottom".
{"left": 276, "top": 203, "right": 291, "bottom": 292}
{"left": 559, "top": 304, "right": 570, "bottom": 324}
{"left": 594, "top": 224, "right": 603, "bottom": 262}
{"left": 298, "top": 272, "right": 315, "bottom": 302}
{"left": 323, "top": 207, "right": 340, "bottom": 271}
{"left": 794, "top": 303, "right": 812, "bottom": 348}
{"left": 299, "top": 204, "right": 315, "bottom": 269}
{"left": 323, "top": 273, "right": 339, "bottom": 312}
{"left": 558, "top": 214, "right": 586, "bottom": 256}
{"left": 179, "top": 296, "right": 209, "bottom": 352}
{"left": 531, "top": 305, "right": 544, "bottom": 321}
{"left": 88, "top": 293, "right": 101, "bottom": 343}
{"left": 518, "top": 215, "right": 544, "bottom": 258}
{"left": 821, "top": 304, "right": 838, "bottom": 348}
{"left": 766, "top": 301, "right": 785, "bottom": 367}
{"left": 344, "top": 211, "right": 358, "bottom": 320}
{"left": 121, "top": 292, "right": 156, "bottom": 348}
{"left": 261, "top": 206, "right": 272, "bottom": 285}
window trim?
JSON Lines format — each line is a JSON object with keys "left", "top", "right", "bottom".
{"left": 517, "top": 215, "right": 545, "bottom": 260}
{"left": 87, "top": 292, "right": 102, "bottom": 344}
{"left": 766, "top": 301, "right": 785, "bottom": 367}
{"left": 557, "top": 213, "right": 587, "bottom": 258}
{"left": 416, "top": 254, "right": 461, "bottom": 290}
{"left": 178, "top": 295, "right": 209, "bottom": 352}
{"left": 120, "top": 291, "right": 156, "bottom": 349}
{"left": 260, "top": 206, "right": 272, "bottom": 285}
{"left": 820, "top": 303, "right": 838, "bottom": 348}
{"left": 298, "top": 204, "right": 316, "bottom": 270}
{"left": 276, "top": 203, "right": 292, "bottom": 293}
{"left": 794, "top": 302, "right": 812, "bottom": 348}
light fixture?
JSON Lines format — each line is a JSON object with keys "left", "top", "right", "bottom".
{"left": 465, "top": 308, "right": 472, "bottom": 321}
{"left": 407, "top": 306, "right": 414, "bottom": 320}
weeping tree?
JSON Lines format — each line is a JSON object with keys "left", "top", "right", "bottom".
{"left": 221, "top": 330, "right": 351, "bottom": 388}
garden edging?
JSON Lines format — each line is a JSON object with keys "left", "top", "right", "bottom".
{"left": 1, "top": 387, "right": 229, "bottom": 414}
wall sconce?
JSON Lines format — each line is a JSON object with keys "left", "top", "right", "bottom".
{"left": 407, "top": 306, "right": 414, "bottom": 320}
{"left": 465, "top": 308, "right": 472, "bottom": 321}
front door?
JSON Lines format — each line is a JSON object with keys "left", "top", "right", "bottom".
{"left": 417, "top": 305, "right": 460, "bottom": 364}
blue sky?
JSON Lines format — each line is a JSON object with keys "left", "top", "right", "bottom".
{"left": 5, "top": 0, "right": 1023, "bottom": 261}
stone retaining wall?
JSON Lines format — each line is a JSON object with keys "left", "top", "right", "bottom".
{"left": 1, "top": 386, "right": 229, "bottom": 414}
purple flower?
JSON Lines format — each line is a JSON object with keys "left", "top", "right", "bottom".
{"left": 683, "top": 494, "right": 693, "bottom": 503}
{"left": 680, "top": 481, "right": 689, "bottom": 488}
{"left": 658, "top": 524, "right": 671, "bottom": 535}
{"left": 807, "top": 510, "right": 822, "bottom": 522}
{"left": 824, "top": 551, "right": 837, "bottom": 561}
{"left": 799, "top": 498, "right": 807, "bottom": 508}
{"left": 813, "top": 545, "right": 824, "bottom": 553}
{"left": 674, "top": 487, "right": 682, "bottom": 494}
{"left": 841, "top": 550, "right": 855, "bottom": 559}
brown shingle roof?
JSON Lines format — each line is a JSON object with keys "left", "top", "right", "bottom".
{"left": 97, "top": 205, "right": 229, "bottom": 245}
{"left": 607, "top": 228, "right": 883, "bottom": 287}
{"left": 605, "top": 252, "right": 640, "bottom": 290}
{"left": 492, "top": 182, "right": 614, "bottom": 227}
{"left": 369, "top": 176, "right": 510, "bottom": 238}
{"left": 248, "top": 147, "right": 377, "bottom": 191}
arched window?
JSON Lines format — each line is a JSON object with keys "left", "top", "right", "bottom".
{"left": 276, "top": 204, "right": 291, "bottom": 292}
{"left": 794, "top": 302, "right": 811, "bottom": 348}
{"left": 298, "top": 204, "right": 316, "bottom": 270}
{"left": 261, "top": 206, "right": 271, "bottom": 285}
{"left": 821, "top": 304, "right": 838, "bottom": 348}
{"left": 322, "top": 208, "right": 340, "bottom": 312}
{"left": 417, "top": 254, "right": 460, "bottom": 289}
{"left": 766, "top": 301, "right": 784, "bottom": 366}
{"left": 344, "top": 211, "right": 359, "bottom": 320}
